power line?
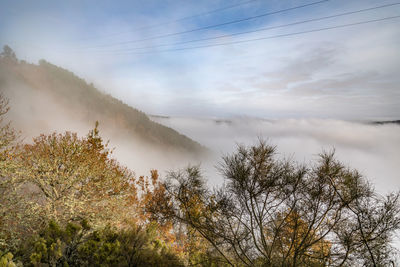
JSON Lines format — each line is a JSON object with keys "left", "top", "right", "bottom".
{"left": 79, "top": 0, "right": 261, "bottom": 41}
{"left": 108, "top": 2, "right": 400, "bottom": 52}
{"left": 85, "top": 0, "right": 331, "bottom": 48}
{"left": 133, "top": 0, "right": 261, "bottom": 31}
{"left": 113, "top": 15, "right": 400, "bottom": 55}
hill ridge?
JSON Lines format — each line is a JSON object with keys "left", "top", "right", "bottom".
{"left": 0, "top": 53, "right": 207, "bottom": 156}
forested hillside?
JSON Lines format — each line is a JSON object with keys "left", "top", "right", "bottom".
{"left": 0, "top": 47, "right": 206, "bottom": 156}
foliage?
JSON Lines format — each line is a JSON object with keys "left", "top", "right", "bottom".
{"left": 0, "top": 251, "right": 19, "bottom": 267}
{"left": 1, "top": 121, "right": 139, "bottom": 251}
{"left": 0, "top": 46, "right": 17, "bottom": 62}
{"left": 0, "top": 94, "right": 21, "bottom": 252}
{"left": 17, "top": 219, "right": 184, "bottom": 267}
{"left": 24, "top": 220, "right": 89, "bottom": 266}
{"left": 154, "top": 141, "right": 400, "bottom": 266}
{"left": 0, "top": 95, "right": 16, "bottom": 154}
{"left": 0, "top": 95, "right": 20, "bottom": 265}
{"left": 0, "top": 93, "right": 184, "bottom": 263}
{"left": 18, "top": 121, "right": 136, "bottom": 223}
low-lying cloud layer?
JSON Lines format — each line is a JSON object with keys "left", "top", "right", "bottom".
{"left": 8, "top": 80, "right": 398, "bottom": 196}
{"left": 151, "top": 116, "right": 400, "bottom": 194}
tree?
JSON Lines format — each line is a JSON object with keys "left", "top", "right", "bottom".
{"left": 0, "top": 251, "right": 18, "bottom": 267}
{"left": 18, "top": 219, "right": 184, "bottom": 267}
{"left": 0, "top": 46, "right": 17, "bottom": 62}
{"left": 0, "top": 95, "right": 16, "bottom": 154}
{"left": 0, "top": 94, "right": 17, "bottom": 184}
{"left": 0, "top": 95, "right": 21, "bottom": 253}
{"left": 25, "top": 220, "right": 90, "bottom": 266}
{"left": 153, "top": 141, "right": 400, "bottom": 266}
{"left": 22, "top": 122, "right": 137, "bottom": 223}
{"left": 1, "top": 122, "right": 140, "bottom": 251}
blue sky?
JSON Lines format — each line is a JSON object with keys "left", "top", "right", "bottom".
{"left": 1, "top": 0, "right": 399, "bottom": 120}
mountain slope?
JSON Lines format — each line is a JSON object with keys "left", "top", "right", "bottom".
{"left": 0, "top": 55, "right": 206, "bottom": 158}
{"left": 371, "top": 120, "right": 400, "bottom": 125}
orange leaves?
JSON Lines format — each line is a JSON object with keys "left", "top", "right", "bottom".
{"left": 265, "top": 209, "right": 332, "bottom": 265}
{"left": 150, "top": 169, "right": 159, "bottom": 186}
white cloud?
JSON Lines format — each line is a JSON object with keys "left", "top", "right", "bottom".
{"left": 151, "top": 116, "right": 400, "bottom": 194}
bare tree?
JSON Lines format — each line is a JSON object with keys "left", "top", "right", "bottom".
{"left": 152, "top": 140, "right": 400, "bottom": 266}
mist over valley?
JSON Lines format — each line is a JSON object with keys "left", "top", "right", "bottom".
{"left": 1, "top": 55, "right": 398, "bottom": 195}
{"left": 1, "top": 0, "right": 400, "bottom": 265}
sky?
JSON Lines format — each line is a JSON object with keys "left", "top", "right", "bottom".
{"left": 1, "top": 0, "right": 400, "bottom": 120}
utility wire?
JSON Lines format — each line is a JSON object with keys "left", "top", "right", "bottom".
{"left": 113, "top": 15, "right": 400, "bottom": 55}
{"left": 133, "top": 0, "right": 261, "bottom": 31}
{"left": 79, "top": 0, "right": 261, "bottom": 41}
{"left": 107, "top": 2, "right": 400, "bottom": 52}
{"left": 85, "top": 0, "right": 331, "bottom": 48}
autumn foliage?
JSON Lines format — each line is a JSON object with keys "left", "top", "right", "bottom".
{"left": 0, "top": 87, "right": 399, "bottom": 266}
{"left": 0, "top": 91, "right": 183, "bottom": 265}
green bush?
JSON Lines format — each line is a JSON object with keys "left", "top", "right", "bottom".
{"left": 17, "top": 220, "right": 183, "bottom": 267}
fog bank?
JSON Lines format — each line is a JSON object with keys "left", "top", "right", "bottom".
{"left": 2, "top": 81, "right": 201, "bottom": 178}
{"left": 151, "top": 116, "right": 400, "bottom": 194}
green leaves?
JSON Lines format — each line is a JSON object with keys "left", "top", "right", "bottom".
{"left": 0, "top": 251, "right": 17, "bottom": 267}
{"left": 18, "top": 219, "right": 184, "bottom": 267}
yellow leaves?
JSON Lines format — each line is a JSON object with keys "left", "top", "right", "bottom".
{"left": 186, "top": 194, "right": 205, "bottom": 218}
{"left": 5, "top": 124, "right": 141, "bottom": 236}
{"left": 0, "top": 117, "right": 180, "bottom": 259}
{"left": 0, "top": 252, "right": 17, "bottom": 267}
{"left": 266, "top": 209, "right": 332, "bottom": 264}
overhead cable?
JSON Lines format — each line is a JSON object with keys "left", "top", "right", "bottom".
{"left": 85, "top": 0, "right": 331, "bottom": 48}
{"left": 113, "top": 15, "right": 400, "bottom": 55}
{"left": 107, "top": 2, "right": 400, "bottom": 52}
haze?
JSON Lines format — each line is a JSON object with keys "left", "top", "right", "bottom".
{"left": 151, "top": 116, "right": 400, "bottom": 194}
{"left": 1, "top": 0, "right": 399, "bottom": 193}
